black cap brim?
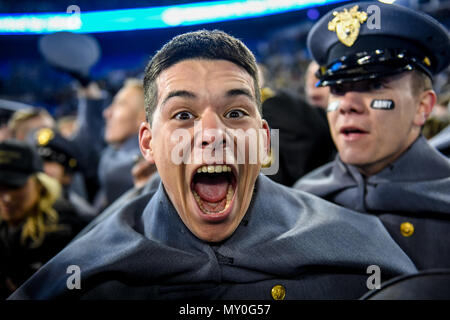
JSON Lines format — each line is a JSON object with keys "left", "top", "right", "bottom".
{"left": 0, "top": 170, "right": 31, "bottom": 188}
{"left": 316, "top": 48, "right": 430, "bottom": 87}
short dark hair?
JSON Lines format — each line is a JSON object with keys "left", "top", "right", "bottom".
{"left": 143, "top": 30, "right": 261, "bottom": 124}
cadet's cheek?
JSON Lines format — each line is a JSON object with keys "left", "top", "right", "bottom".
{"left": 373, "top": 109, "right": 404, "bottom": 145}
{"left": 326, "top": 112, "right": 339, "bottom": 135}
{"left": 156, "top": 127, "right": 188, "bottom": 182}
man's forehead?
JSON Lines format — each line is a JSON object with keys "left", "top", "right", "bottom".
{"left": 156, "top": 59, "right": 256, "bottom": 98}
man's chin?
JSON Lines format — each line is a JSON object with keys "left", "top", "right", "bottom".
{"left": 338, "top": 147, "right": 371, "bottom": 164}
{"left": 191, "top": 219, "right": 240, "bottom": 243}
{"left": 185, "top": 192, "right": 244, "bottom": 243}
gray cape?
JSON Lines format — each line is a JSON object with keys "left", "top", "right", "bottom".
{"left": 295, "top": 136, "right": 450, "bottom": 269}
{"left": 9, "top": 175, "right": 416, "bottom": 300}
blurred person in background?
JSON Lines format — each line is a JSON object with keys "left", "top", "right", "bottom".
{"left": 0, "top": 109, "right": 13, "bottom": 142}
{"left": 69, "top": 81, "right": 109, "bottom": 204}
{"left": 7, "top": 108, "right": 55, "bottom": 141}
{"left": 262, "top": 93, "right": 335, "bottom": 186}
{"left": 429, "top": 91, "right": 450, "bottom": 156}
{"left": 30, "top": 127, "right": 97, "bottom": 222}
{"left": 422, "top": 91, "right": 450, "bottom": 139}
{"left": 257, "top": 63, "right": 275, "bottom": 103}
{"left": 56, "top": 115, "right": 78, "bottom": 139}
{"left": 433, "top": 90, "right": 450, "bottom": 119}
{"left": 95, "top": 78, "right": 146, "bottom": 210}
{"left": 39, "top": 32, "right": 109, "bottom": 204}
{"left": 36, "top": 32, "right": 152, "bottom": 211}
{"left": 304, "top": 60, "right": 330, "bottom": 110}
{"left": 0, "top": 140, "right": 83, "bottom": 299}
{"left": 261, "top": 60, "right": 335, "bottom": 186}
{"left": 8, "top": 106, "right": 94, "bottom": 209}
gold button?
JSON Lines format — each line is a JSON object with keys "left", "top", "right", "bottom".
{"left": 400, "top": 222, "right": 414, "bottom": 237}
{"left": 271, "top": 284, "right": 286, "bottom": 300}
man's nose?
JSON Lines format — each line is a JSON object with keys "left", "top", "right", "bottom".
{"left": 337, "top": 91, "right": 366, "bottom": 115}
{"left": 197, "top": 109, "right": 226, "bottom": 149}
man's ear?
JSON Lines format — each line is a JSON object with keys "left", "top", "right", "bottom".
{"left": 139, "top": 122, "right": 155, "bottom": 164}
{"left": 260, "top": 119, "right": 271, "bottom": 167}
{"left": 262, "top": 119, "right": 270, "bottom": 154}
{"left": 414, "top": 89, "right": 436, "bottom": 126}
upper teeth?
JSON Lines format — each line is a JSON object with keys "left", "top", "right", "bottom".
{"left": 197, "top": 165, "right": 232, "bottom": 173}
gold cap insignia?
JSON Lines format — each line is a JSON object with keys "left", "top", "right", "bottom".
{"left": 320, "top": 66, "right": 327, "bottom": 74}
{"left": 328, "top": 5, "right": 368, "bottom": 47}
{"left": 37, "top": 128, "right": 54, "bottom": 146}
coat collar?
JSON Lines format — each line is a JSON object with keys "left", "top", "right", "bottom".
{"left": 336, "top": 135, "right": 450, "bottom": 183}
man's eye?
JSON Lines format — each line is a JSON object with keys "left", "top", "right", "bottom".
{"left": 330, "top": 85, "right": 344, "bottom": 95}
{"left": 225, "top": 109, "right": 246, "bottom": 119}
{"left": 369, "top": 81, "right": 384, "bottom": 91}
{"left": 174, "top": 111, "right": 194, "bottom": 120}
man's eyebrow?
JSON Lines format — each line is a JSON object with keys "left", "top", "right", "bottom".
{"left": 162, "top": 90, "right": 197, "bottom": 105}
{"left": 226, "top": 88, "right": 254, "bottom": 100}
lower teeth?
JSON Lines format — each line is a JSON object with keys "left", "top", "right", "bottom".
{"left": 193, "top": 185, "right": 234, "bottom": 214}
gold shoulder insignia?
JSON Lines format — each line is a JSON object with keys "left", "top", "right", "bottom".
{"left": 37, "top": 128, "right": 54, "bottom": 146}
{"left": 328, "top": 5, "right": 368, "bottom": 47}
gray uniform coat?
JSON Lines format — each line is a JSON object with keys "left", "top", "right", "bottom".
{"left": 295, "top": 136, "right": 450, "bottom": 270}
{"left": 9, "top": 175, "right": 416, "bottom": 300}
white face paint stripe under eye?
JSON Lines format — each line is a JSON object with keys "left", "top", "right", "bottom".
{"left": 327, "top": 101, "right": 340, "bottom": 112}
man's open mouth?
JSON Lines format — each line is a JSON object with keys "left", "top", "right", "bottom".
{"left": 191, "top": 164, "right": 237, "bottom": 216}
{"left": 340, "top": 126, "right": 367, "bottom": 135}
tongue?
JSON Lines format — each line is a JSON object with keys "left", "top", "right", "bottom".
{"left": 194, "top": 174, "right": 229, "bottom": 203}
